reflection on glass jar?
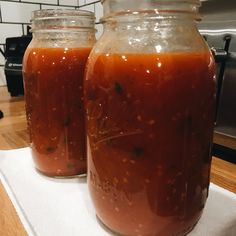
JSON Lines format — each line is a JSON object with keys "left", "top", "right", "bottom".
{"left": 84, "top": 0, "right": 216, "bottom": 235}
{"left": 23, "top": 9, "right": 96, "bottom": 177}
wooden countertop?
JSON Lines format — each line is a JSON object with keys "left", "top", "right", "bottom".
{"left": 0, "top": 85, "right": 236, "bottom": 236}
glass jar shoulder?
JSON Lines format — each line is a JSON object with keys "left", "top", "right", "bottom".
{"left": 91, "top": 23, "right": 210, "bottom": 55}
{"left": 24, "top": 31, "right": 96, "bottom": 50}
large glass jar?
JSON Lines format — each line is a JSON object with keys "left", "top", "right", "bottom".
{"left": 84, "top": 0, "right": 216, "bottom": 235}
{"left": 23, "top": 10, "right": 96, "bottom": 177}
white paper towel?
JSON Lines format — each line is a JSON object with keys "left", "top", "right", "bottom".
{"left": 0, "top": 148, "right": 236, "bottom": 236}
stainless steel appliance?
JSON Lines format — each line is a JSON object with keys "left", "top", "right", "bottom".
{"left": 199, "top": 0, "right": 236, "bottom": 160}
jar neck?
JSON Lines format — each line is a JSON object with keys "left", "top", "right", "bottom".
{"left": 30, "top": 9, "right": 96, "bottom": 47}
{"left": 101, "top": 0, "right": 201, "bottom": 23}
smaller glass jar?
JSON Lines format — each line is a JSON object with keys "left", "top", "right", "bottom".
{"left": 23, "top": 9, "right": 96, "bottom": 177}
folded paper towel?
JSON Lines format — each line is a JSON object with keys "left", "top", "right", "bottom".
{"left": 0, "top": 148, "right": 236, "bottom": 236}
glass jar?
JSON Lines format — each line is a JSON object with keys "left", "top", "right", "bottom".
{"left": 84, "top": 0, "right": 216, "bottom": 235}
{"left": 23, "top": 9, "right": 96, "bottom": 177}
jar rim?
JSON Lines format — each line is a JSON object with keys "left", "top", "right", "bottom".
{"left": 101, "top": 0, "right": 201, "bottom": 22}
{"left": 32, "top": 9, "right": 95, "bottom": 20}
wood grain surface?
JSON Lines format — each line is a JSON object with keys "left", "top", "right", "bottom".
{"left": 0, "top": 86, "right": 28, "bottom": 236}
{"left": 0, "top": 85, "right": 235, "bottom": 236}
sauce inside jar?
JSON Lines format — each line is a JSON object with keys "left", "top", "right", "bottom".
{"left": 85, "top": 52, "right": 215, "bottom": 235}
{"left": 23, "top": 47, "right": 91, "bottom": 177}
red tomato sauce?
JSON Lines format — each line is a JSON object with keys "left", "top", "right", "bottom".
{"left": 85, "top": 52, "right": 215, "bottom": 235}
{"left": 23, "top": 47, "right": 91, "bottom": 177}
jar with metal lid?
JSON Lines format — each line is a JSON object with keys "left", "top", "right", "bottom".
{"left": 84, "top": 0, "right": 216, "bottom": 235}
{"left": 23, "top": 9, "right": 96, "bottom": 177}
